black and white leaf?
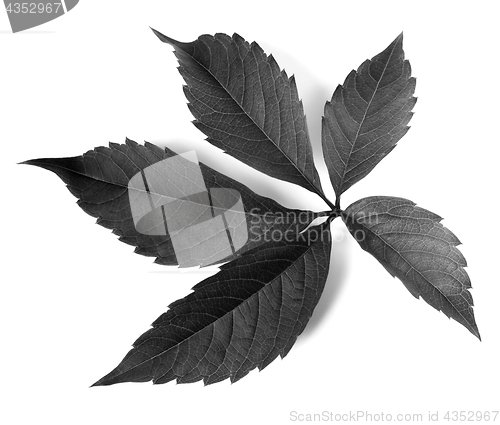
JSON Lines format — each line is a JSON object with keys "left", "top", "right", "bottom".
{"left": 92, "top": 225, "right": 331, "bottom": 386}
{"left": 152, "top": 29, "right": 331, "bottom": 207}
{"left": 20, "top": 32, "right": 480, "bottom": 388}
{"left": 343, "top": 196, "right": 479, "bottom": 339}
{"left": 322, "top": 34, "right": 416, "bottom": 200}
{"left": 23, "top": 139, "right": 318, "bottom": 267}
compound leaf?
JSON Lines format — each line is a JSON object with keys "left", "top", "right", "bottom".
{"left": 343, "top": 196, "right": 479, "bottom": 339}
{"left": 152, "top": 29, "right": 330, "bottom": 206}
{"left": 20, "top": 32, "right": 480, "bottom": 388}
{"left": 23, "top": 138, "right": 318, "bottom": 267}
{"left": 92, "top": 225, "right": 331, "bottom": 386}
{"left": 322, "top": 33, "right": 416, "bottom": 199}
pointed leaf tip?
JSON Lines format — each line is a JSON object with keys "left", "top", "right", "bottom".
{"left": 321, "top": 33, "right": 415, "bottom": 197}
{"left": 23, "top": 139, "right": 319, "bottom": 270}
{"left": 90, "top": 377, "right": 107, "bottom": 387}
{"left": 150, "top": 27, "right": 185, "bottom": 49}
{"left": 149, "top": 27, "right": 164, "bottom": 39}
{"left": 395, "top": 32, "right": 404, "bottom": 48}
{"left": 92, "top": 227, "right": 332, "bottom": 385}
{"left": 387, "top": 32, "right": 403, "bottom": 48}
{"left": 20, "top": 158, "right": 40, "bottom": 166}
{"left": 164, "top": 31, "right": 328, "bottom": 204}
{"left": 19, "top": 158, "right": 57, "bottom": 171}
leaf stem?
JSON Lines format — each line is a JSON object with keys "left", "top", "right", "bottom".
{"left": 335, "top": 196, "right": 341, "bottom": 211}
{"left": 314, "top": 190, "right": 336, "bottom": 211}
{"left": 321, "top": 206, "right": 343, "bottom": 225}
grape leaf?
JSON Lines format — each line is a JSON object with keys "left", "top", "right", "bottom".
{"left": 152, "top": 29, "right": 332, "bottom": 207}
{"left": 20, "top": 32, "right": 481, "bottom": 388}
{"left": 92, "top": 225, "right": 331, "bottom": 386}
{"left": 23, "top": 138, "right": 319, "bottom": 267}
{"left": 343, "top": 196, "right": 480, "bottom": 339}
{"left": 322, "top": 34, "right": 416, "bottom": 200}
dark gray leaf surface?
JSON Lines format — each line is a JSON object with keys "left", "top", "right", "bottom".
{"left": 20, "top": 33, "right": 479, "bottom": 388}
{"left": 23, "top": 138, "right": 318, "bottom": 266}
{"left": 92, "top": 225, "right": 331, "bottom": 386}
{"left": 152, "top": 29, "right": 330, "bottom": 205}
{"left": 322, "top": 34, "right": 416, "bottom": 199}
{"left": 343, "top": 196, "right": 479, "bottom": 339}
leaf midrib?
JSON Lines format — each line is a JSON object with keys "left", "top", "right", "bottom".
{"left": 356, "top": 218, "right": 475, "bottom": 333}
{"left": 185, "top": 39, "right": 326, "bottom": 202}
{"left": 103, "top": 238, "right": 319, "bottom": 383}
{"left": 34, "top": 161, "right": 312, "bottom": 225}
{"left": 337, "top": 43, "right": 398, "bottom": 195}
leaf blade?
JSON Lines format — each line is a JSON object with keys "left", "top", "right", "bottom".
{"left": 92, "top": 226, "right": 332, "bottom": 386}
{"left": 322, "top": 34, "right": 416, "bottom": 198}
{"left": 23, "top": 139, "right": 319, "bottom": 267}
{"left": 152, "top": 29, "right": 329, "bottom": 204}
{"left": 343, "top": 196, "right": 480, "bottom": 339}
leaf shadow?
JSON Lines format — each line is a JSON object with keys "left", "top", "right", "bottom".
{"left": 298, "top": 225, "right": 351, "bottom": 342}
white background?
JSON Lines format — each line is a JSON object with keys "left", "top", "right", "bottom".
{"left": 1, "top": 1, "right": 499, "bottom": 424}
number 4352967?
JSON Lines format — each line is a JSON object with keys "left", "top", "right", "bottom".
{"left": 444, "top": 411, "right": 499, "bottom": 421}
{"left": 5, "top": 3, "right": 62, "bottom": 14}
